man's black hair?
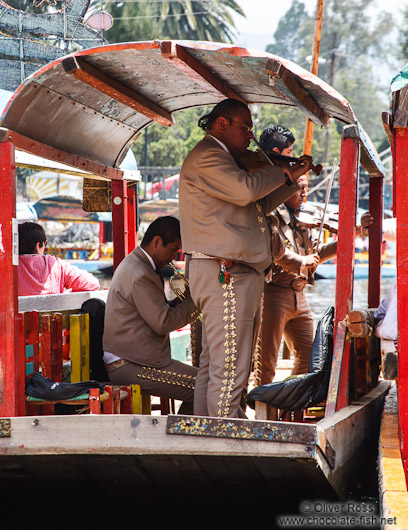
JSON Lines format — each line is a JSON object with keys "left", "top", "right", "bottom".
{"left": 141, "top": 216, "right": 181, "bottom": 248}
{"left": 259, "top": 125, "right": 295, "bottom": 153}
{"left": 198, "top": 99, "right": 249, "bottom": 130}
{"left": 18, "top": 222, "right": 47, "bottom": 255}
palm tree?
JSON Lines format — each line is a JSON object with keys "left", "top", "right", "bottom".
{"left": 101, "top": 0, "right": 245, "bottom": 44}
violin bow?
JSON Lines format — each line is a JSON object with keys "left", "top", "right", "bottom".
{"left": 316, "top": 158, "right": 338, "bottom": 249}
{"left": 251, "top": 136, "right": 276, "bottom": 166}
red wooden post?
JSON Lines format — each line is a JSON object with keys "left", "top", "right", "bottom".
{"left": 102, "top": 385, "right": 114, "bottom": 414}
{"left": 39, "top": 315, "right": 52, "bottom": 378}
{"left": 24, "top": 311, "right": 39, "bottom": 373}
{"left": 127, "top": 184, "right": 137, "bottom": 253}
{"left": 334, "top": 125, "right": 360, "bottom": 410}
{"left": 39, "top": 314, "right": 54, "bottom": 415}
{"left": 368, "top": 176, "right": 383, "bottom": 308}
{"left": 111, "top": 180, "right": 128, "bottom": 271}
{"left": 0, "top": 141, "right": 24, "bottom": 417}
{"left": 111, "top": 180, "right": 138, "bottom": 271}
{"left": 89, "top": 388, "right": 101, "bottom": 414}
{"left": 394, "top": 127, "right": 408, "bottom": 477}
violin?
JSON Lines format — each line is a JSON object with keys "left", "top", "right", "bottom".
{"left": 295, "top": 206, "right": 339, "bottom": 234}
{"left": 238, "top": 149, "right": 323, "bottom": 176}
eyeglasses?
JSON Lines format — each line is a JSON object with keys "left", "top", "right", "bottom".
{"left": 226, "top": 117, "right": 253, "bottom": 134}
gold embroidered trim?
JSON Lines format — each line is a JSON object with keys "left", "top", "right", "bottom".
{"left": 139, "top": 367, "right": 195, "bottom": 389}
{"left": 190, "top": 317, "right": 200, "bottom": 368}
{"left": 217, "top": 276, "right": 237, "bottom": 417}
{"left": 252, "top": 293, "right": 264, "bottom": 387}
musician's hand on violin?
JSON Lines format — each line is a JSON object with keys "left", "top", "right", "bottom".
{"left": 304, "top": 253, "right": 320, "bottom": 272}
{"left": 286, "top": 155, "right": 313, "bottom": 183}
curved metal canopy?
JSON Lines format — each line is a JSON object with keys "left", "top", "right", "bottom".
{"left": 0, "top": 40, "right": 383, "bottom": 178}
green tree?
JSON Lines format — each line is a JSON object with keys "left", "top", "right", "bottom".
{"left": 104, "top": 0, "right": 244, "bottom": 43}
{"left": 131, "top": 106, "right": 209, "bottom": 167}
{"left": 265, "top": 0, "right": 393, "bottom": 157}
{"left": 265, "top": 0, "right": 310, "bottom": 64}
{"left": 396, "top": 7, "right": 408, "bottom": 68}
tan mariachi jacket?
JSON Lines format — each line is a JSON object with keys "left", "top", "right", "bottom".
{"left": 103, "top": 247, "right": 197, "bottom": 367}
{"left": 179, "top": 135, "right": 299, "bottom": 273}
{"left": 268, "top": 203, "right": 338, "bottom": 289}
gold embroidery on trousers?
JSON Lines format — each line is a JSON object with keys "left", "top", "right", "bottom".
{"left": 218, "top": 277, "right": 237, "bottom": 417}
{"left": 139, "top": 366, "right": 195, "bottom": 389}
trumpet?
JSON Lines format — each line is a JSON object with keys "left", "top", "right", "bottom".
{"left": 168, "top": 262, "right": 202, "bottom": 323}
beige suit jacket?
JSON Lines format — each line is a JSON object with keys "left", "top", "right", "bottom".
{"left": 179, "top": 135, "right": 298, "bottom": 273}
{"left": 103, "top": 247, "right": 197, "bottom": 367}
{"left": 270, "top": 204, "right": 338, "bottom": 285}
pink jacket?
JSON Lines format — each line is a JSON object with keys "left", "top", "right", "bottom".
{"left": 18, "top": 254, "right": 100, "bottom": 296}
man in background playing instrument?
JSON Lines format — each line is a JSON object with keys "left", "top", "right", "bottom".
{"left": 257, "top": 125, "right": 338, "bottom": 384}
{"left": 103, "top": 216, "right": 198, "bottom": 413}
{"left": 179, "top": 99, "right": 313, "bottom": 418}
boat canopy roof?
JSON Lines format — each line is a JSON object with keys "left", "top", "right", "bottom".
{"left": 0, "top": 40, "right": 383, "bottom": 179}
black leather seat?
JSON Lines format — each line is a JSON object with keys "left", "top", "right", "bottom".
{"left": 246, "top": 306, "right": 334, "bottom": 411}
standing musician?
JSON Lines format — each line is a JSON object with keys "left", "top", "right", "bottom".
{"left": 179, "top": 99, "right": 313, "bottom": 418}
{"left": 257, "top": 125, "right": 363, "bottom": 384}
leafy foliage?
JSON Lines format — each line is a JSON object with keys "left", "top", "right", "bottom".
{"left": 264, "top": 0, "right": 394, "bottom": 159}
{"left": 104, "top": 0, "right": 244, "bottom": 43}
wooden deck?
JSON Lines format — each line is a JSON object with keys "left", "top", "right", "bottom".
{"left": 0, "top": 381, "right": 389, "bottom": 502}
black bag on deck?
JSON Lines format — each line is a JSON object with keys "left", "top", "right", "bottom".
{"left": 26, "top": 372, "right": 104, "bottom": 400}
{"left": 246, "top": 306, "right": 334, "bottom": 411}
{"left": 80, "top": 298, "right": 109, "bottom": 382}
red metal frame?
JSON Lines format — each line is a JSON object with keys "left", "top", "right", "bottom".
{"left": 394, "top": 127, "right": 408, "bottom": 476}
{"left": 334, "top": 127, "right": 360, "bottom": 410}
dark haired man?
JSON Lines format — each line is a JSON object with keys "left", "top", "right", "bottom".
{"left": 259, "top": 125, "right": 295, "bottom": 157}
{"left": 103, "top": 216, "right": 198, "bottom": 411}
{"left": 18, "top": 221, "right": 100, "bottom": 296}
{"left": 257, "top": 126, "right": 337, "bottom": 383}
{"left": 179, "top": 99, "right": 313, "bottom": 418}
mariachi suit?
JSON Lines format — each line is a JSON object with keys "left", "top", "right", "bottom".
{"left": 259, "top": 203, "right": 337, "bottom": 384}
{"left": 179, "top": 134, "right": 299, "bottom": 418}
{"left": 103, "top": 246, "right": 198, "bottom": 406}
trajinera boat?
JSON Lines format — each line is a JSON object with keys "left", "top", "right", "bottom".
{"left": 0, "top": 40, "right": 394, "bottom": 526}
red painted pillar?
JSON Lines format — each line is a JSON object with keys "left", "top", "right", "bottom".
{"left": 0, "top": 141, "right": 24, "bottom": 417}
{"left": 334, "top": 125, "right": 360, "bottom": 410}
{"left": 394, "top": 127, "right": 408, "bottom": 476}
{"left": 127, "top": 184, "right": 137, "bottom": 253}
{"left": 368, "top": 176, "right": 383, "bottom": 308}
{"left": 111, "top": 180, "right": 128, "bottom": 271}
{"left": 111, "top": 181, "right": 138, "bottom": 271}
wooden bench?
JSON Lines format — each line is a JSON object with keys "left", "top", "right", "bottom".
{"left": 18, "top": 291, "right": 177, "bottom": 416}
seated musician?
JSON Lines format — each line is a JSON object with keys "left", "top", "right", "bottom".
{"left": 18, "top": 221, "right": 100, "bottom": 296}
{"left": 103, "top": 216, "right": 198, "bottom": 414}
{"left": 257, "top": 125, "right": 364, "bottom": 384}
